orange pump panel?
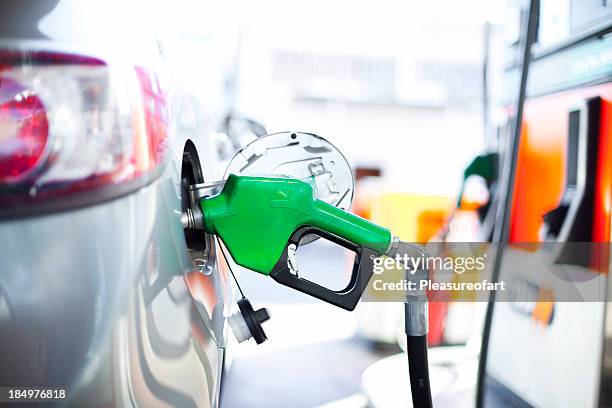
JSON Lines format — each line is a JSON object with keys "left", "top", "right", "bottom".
{"left": 509, "top": 83, "right": 612, "bottom": 243}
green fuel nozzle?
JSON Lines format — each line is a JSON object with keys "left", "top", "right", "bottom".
{"left": 184, "top": 174, "right": 428, "bottom": 317}
{"left": 198, "top": 174, "right": 392, "bottom": 311}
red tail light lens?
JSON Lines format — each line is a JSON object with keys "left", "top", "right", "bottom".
{"left": 0, "top": 50, "right": 169, "bottom": 215}
{"left": 0, "top": 78, "right": 49, "bottom": 183}
{"left": 134, "top": 66, "right": 169, "bottom": 173}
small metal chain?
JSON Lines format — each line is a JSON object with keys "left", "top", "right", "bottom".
{"left": 216, "top": 236, "right": 246, "bottom": 299}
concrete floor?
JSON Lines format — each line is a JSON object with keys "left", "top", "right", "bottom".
{"left": 221, "top": 337, "right": 396, "bottom": 408}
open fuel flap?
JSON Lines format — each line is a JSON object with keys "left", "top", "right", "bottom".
{"left": 225, "top": 131, "right": 354, "bottom": 212}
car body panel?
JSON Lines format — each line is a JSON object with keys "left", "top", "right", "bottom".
{"left": 0, "top": 0, "right": 237, "bottom": 406}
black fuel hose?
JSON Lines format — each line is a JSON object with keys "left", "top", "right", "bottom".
{"left": 389, "top": 240, "right": 433, "bottom": 407}
{"left": 407, "top": 334, "right": 433, "bottom": 408}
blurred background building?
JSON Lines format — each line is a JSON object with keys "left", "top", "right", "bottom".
{"left": 232, "top": 0, "right": 505, "bottom": 196}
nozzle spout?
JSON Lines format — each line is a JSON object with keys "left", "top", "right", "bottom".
{"left": 181, "top": 206, "right": 204, "bottom": 230}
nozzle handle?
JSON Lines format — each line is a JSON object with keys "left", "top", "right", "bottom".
{"left": 269, "top": 225, "right": 377, "bottom": 311}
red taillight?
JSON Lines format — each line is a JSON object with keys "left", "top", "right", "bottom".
{"left": 0, "top": 77, "right": 49, "bottom": 183}
{"left": 0, "top": 50, "right": 168, "bottom": 215}
{"left": 134, "top": 66, "right": 168, "bottom": 173}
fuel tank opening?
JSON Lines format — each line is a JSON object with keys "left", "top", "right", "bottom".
{"left": 181, "top": 141, "right": 215, "bottom": 272}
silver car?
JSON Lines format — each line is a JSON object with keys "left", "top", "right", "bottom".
{"left": 0, "top": 0, "right": 243, "bottom": 406}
